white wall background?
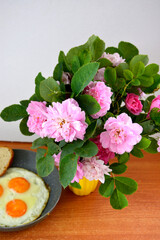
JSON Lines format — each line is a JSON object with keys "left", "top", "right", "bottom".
{"left": 0, "top": 0, "right": 160, "bottom": 142}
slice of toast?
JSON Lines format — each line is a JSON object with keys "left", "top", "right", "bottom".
{"left": 0, "top": 147, "right": 14, "bottom": 176}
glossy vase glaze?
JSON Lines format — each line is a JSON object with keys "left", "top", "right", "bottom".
{"left": 69, "top": 177, "right": 99, "bottom": 196}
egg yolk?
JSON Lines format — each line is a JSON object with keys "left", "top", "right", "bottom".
{"left": 6, "top": 199, "right": 27, "bottom": 217}
{"left": 0, "top": 184, "right": 3, "bottom": 197}
{"left": 8, "top": 177, "right": 30, "bottom": 193}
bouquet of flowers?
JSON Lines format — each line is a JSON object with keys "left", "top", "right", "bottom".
{"left": 1, "top": 35, "right": 160, "bottom": 209}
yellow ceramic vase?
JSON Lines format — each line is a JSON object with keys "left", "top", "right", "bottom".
{"left": 69, "top": 177, "right": 99, "bottom": 196}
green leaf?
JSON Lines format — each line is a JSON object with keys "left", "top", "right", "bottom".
{"left": 138, "top": 75, "right": 154, "bottom": 87}
{"left": 118, "top": 152, "right": 130, "bottom": 164}
{"left": 35, "top": 72, "right": 45, "bottom": 101}
{"left": 150, "top": 108, "right": 160, "bottom": 126}
{"left": 29, "top": 94, "right": 39, "bottom": 101}
{"left": 88, "top": 36, "right": 105, "bottom": 61}
{"left": 61, "top": 140, "right": 84, "bottom": 159}
{"left": 144, "top": 64, "right": 159, "bottom": 76}
{"left": 20, "top": 100, "right": 30, "bottom": 108}
{"left": 32, "top": 137, "right": 51, "bottom": 149}
{"left": 71, "top": 55, "right": 81, "bottom": 73}
{"left": 69, "top": 182, "right": 81, "bottom": 189}
{"left": 58, "top": 51, "right": 71, "bottom": 72}
{"left": 143, "top": 101, "right": 150, "bottom": 113}
{"left": 77, "top": 94, "right": 101, "bottom": 115}
{"left": 85, "top": 116, "right": 91, "bottom": 125}
{"left": 71, "top": 62, "right": 99, "bottom": 96}
{"left": 110, "top": 188, "right": 128, "bottom": 209}
{"left": 118, "top": 41, "right": 139, "bottom": 62}
{"left": 47, "top": 141, "right": 61, "bottom": 155}
{"left": 1, "top": 104, "right": 27, "bottom": 122}
{"left": 132, "top": 61, "right": 145, "bottom": 77}
{"left": 53, "top": 62, "right": 63, "bottom": 81}
{"left": 40, "top": 77, "right": 62, "bottom": 102}
{"left": 32, "top": 138, "right": 60, "bottom": 154}
{"left": 19, "top": 117, "right": 34, "bottom": 136}
{"left": 135, "top": 137, "right": 151, "bottom": 149}
{"left": 130, "top": 55, "right": 149, "bottom": 69}
{"left": 79, "top": 49, "right": 92, "bottom": 66}
{"left": 84, "top": 121, "right": 97, "bottom": 140}
{"left": 116, "top": 78, "right": 126, "bottom": 90}
{"left": 66, "top": 35, "right": 105, "bottom": 65}
{"left": 92, "top": 119, "right": 104, "bottom": 138}
{"left": 59, "top": 153, "right": 78, "bottom": 188}
{"left": 104, "top": 67, "right": 117, "bottom": 89}
{"left": 147, "top": 95, "right": 155, "bottom": 102}
{"left": 140, "top": 120, "right": 155, "bottom": 135}
{"left": 75, "top": 140, "right": 98, "bottom": 157}
{"left": 59, "top": 140, "right": 66, "bottom": 148}
{"left": 36, "top": 154, "right": 54, "bottom": 177}
{"left": 131, "top": 79, "right": 141, "bottom": 86}
{"left": 116, "top": 63, "right": 129, "bottom": 77}
{"left": 60, "top": 82, "right": 65, "bottom": 92}
{"left": 66, "top": 42, "right": 86, "bottom": 67}
{"left": 115, "top": 177, "right": 138, "bottom": 195}
{"left": 97, "top": 58, "right": 112, "bottom": 68}
{"left": 99, "top": 177, "right": 114, "bottom": 197}
{"left": 123, "top": 69, "right": 133, "bottom": 80}
{"left": 135, "top": 113, "right": 147, "bottom": 123}
{"left": 144, "top": 74, "right": 160, "bottom": 94}
{"left": 36, "top": 148, "right": 46, "bottom": 162}
{"left": 143, "top": 96, "right": 155, "bottom": 112}
{"left": 110, "top": 163, "right": 127, "bottom": 174}
{"left": 105, "top": 47, "right": 123, "bottom": 56}
{"left": 145, "top": 138, "right": 158, "bottom": 153}
{"left": 131, "top": 147, "right": 144, "bottom": 158}
{"left": 103, "top": 112, "right": 114, "bottom": 122}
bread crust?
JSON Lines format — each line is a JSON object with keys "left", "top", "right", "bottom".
{"left": 0, "top": 147, "right": 14, "bottom": 176}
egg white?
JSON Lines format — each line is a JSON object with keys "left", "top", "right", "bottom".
{"left": 0, "top": 167, "right": 49, "bottom": 227}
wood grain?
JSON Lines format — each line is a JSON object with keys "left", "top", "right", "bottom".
{"left": 0, "top": 141, "right": 160, "bottom": 240}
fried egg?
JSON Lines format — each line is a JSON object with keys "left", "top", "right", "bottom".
{"left": 0, "top": 167, "right": 49, "bottom": 227}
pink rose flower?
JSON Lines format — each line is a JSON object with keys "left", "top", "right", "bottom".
{"left": 147, "top": 95, "right": 160, "bottom": 118}
{"left": 101, "top": 52, "right": 125, "bottom": 67}
{"left": 90, "top": 135, "right": 115, "bottom": 164}
{"left": 27, "top": 101, "right": 48, "bottom": 137}
{"left": 94, "top": 68, "right": 105, "bottom": 82}
{"left": 84, "top": 81, "right": 112, "bottom": 119}
{"left": 53, "top": 152, "right": 84, "bottom": 183}
{"left": 125, "top": 93, "right": 143, "bottom": 115}
{"left": 100, "top": 113, "right": 143, "bottom": 154}
{"left": 157, "top": 138, "right": 160, "bottom": 152}
{"left": 42, "top": 98, "right": 88, "bottom": 142}
{"left": 82, "top": 156, "right": 112, "bottom": 183}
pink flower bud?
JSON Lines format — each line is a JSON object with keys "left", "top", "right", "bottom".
{"left": 125, "top": 93, "right": 143, "bottom": 115}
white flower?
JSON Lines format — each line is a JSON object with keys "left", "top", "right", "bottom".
{"left": 101, "top": 52, "right": 125, "bottom": 67}
{"left": 157, "top": 138, "right": 160, "bottom": 152}
{"left": 82, "top": 156, "right": 112, "bottom": 183}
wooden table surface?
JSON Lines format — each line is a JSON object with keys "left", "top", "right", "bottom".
{"left": 0, "top": 141, "right": 160, "bottom": 240}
